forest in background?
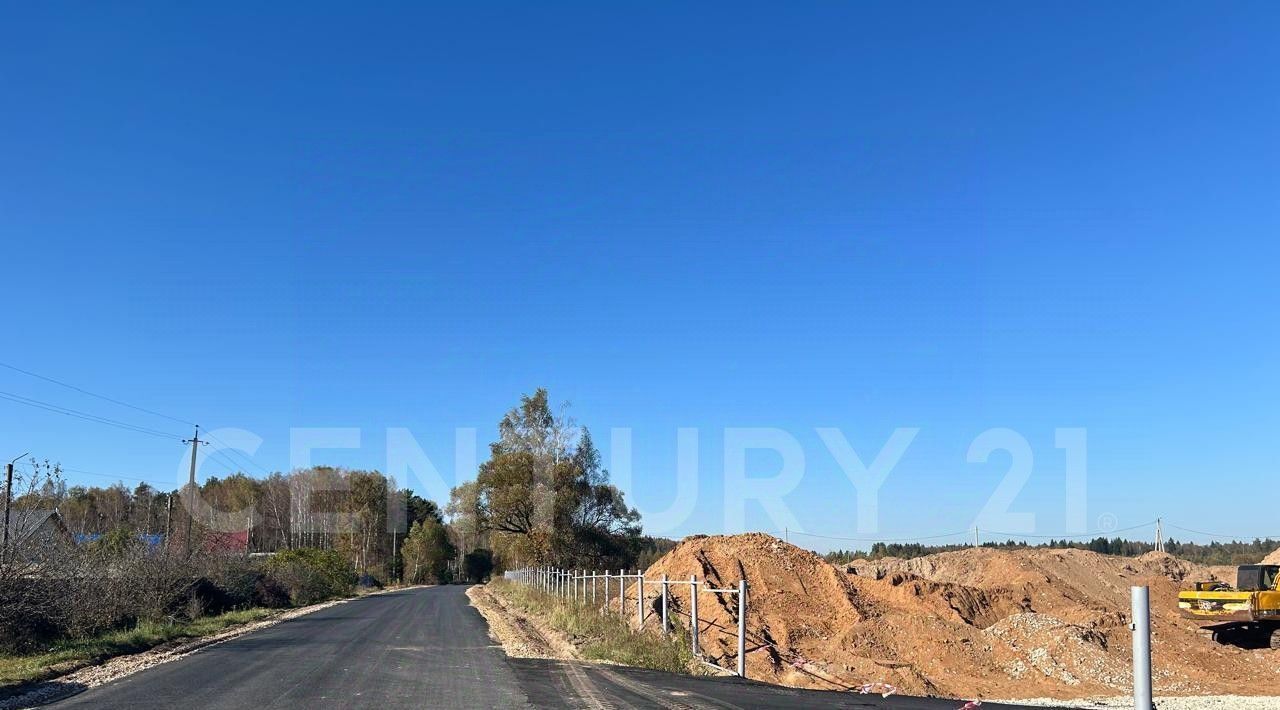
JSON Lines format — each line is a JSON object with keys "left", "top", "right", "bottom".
{"left": 823, "top": 536, "right": 1280, "bottom": 566}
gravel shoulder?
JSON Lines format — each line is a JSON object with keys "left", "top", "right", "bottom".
{"left": 466, "top": 583, "right": 581, "bottom": 660}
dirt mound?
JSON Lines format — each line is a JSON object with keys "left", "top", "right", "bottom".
{"left": 1263, "top": 548, "right": 1280, "bottom": 565}
{"left": 643, "top": 535, "right": 1280, "bottom": 701}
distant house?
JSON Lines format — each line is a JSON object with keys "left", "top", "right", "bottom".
{"left": 4, "top": 509, "right": 73, "bottom": 560}
{"left": 202, "top": 529, "right": 249, "bottom": 554}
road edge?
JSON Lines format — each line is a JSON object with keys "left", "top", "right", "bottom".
{"left": 0, "top": 585, "right": 427, "bottom": 709}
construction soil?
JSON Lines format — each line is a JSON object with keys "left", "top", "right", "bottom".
{"left": 1263, "top": 548, "right": 1280, "bottom": 565}
{"left": 640, "top": 533, "right": 1280, "bottom": 702}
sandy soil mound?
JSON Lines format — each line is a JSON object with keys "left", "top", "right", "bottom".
{"left": 1263, "top": 548, "right": 1280, "bottom": 565}
{"left": 642, "top": 534, "right": 1280, "bottom": 701}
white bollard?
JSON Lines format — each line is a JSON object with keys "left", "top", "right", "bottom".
{"left": 736, "top": 579, "right": 747, "bottom": 678}
{"left": 690, "top": 574, "right": 699, "bottom": 655}
{"left": 637, "top": 574, "right": 645, "bottom": 627}
{"left": 1132, "top": 586, "right": 1153, "bottom": 710}
{"left": 661, "top": 573, "right": 669, "bottom": 635}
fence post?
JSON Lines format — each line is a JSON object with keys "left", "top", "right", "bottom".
{"left": 660, "top": 573, "right": 669, "bottom": 635}
{"left": 1132, "top": 586, "right": 1153, "bottom": 710}
{"left": 690, "top": 574, "right": 699, "bottom": 656}
{"left": 618, "top": 569, "right": 624, "bottom": 614}
{"left": 736, "top": 579, "right": 747, "bottom": 678}
{"left": 637, "top": 573, "right": 645, "bottom": 627}
{"left": 603, "top": 572, "right": 610, "bottom": 613}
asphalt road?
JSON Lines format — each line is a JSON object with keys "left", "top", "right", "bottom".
{"left": 50, "top": 585, "right": 1049, "bottom": 709}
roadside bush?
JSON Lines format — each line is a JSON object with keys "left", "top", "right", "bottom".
{"left": 264, "top": 548, "right": 356, "bottom": 605}
{"left": 0, "top": 548, "right": 295, "bottom": 653}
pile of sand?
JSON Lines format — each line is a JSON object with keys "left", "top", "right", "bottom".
{"left": 1263, "top": 548, "right": 1280, "bottom": 565}
{"left": 640, "top": 534, "right": 1279, "bottom": 701}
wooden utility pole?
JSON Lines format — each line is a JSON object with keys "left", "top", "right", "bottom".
{"left": 182, "top": 426, "right": 206, "bottom": 557}
{"left": 2, "top": 462, "right": 13, "bottom": 558}
{"left": 3, "top": 453, "right": 28, "bottom": 561}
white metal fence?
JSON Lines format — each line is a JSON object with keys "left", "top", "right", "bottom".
{"left": 503, "top": 567, "right": 749, "bottom": 678}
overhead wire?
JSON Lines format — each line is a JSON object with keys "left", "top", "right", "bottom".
{"left": 787, "top": 520, "right": 1161, "bottom": 546}
{"left": 981, "top": 519, "right": 1159, "bottom": 540}
{"left": 786, "top": 529, "right": 971, "bottom": 543}
{"left": 15, "top": 460, "right": 181, "bottom": 488}
{"left": 0, "top": 360, "right": 268, "bottom": 482}
{"left": 0, "top": 390, "right": 184, "bottom": 440}
{"left": 201, "top": 430, "right": 274, "bottom": 476}
{"left": 0, "top": 359, "right": 197, "bottom": 427}
{"left": 1164, "top": 522, "right": 1280, "bottom": 541}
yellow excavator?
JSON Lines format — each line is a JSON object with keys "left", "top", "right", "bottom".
{"left": 1178, "top": 564, "right": 1280, "bottom": 648}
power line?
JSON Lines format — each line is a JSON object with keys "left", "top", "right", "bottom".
{"left": 981, "top": 520, "right": 1158, "bottom": 540}
{"left": 786, "top": 520, "right": 1161, "bottom": 545}
{"left": 0, "top": 360, "right": 197, "bottom": 427}
{"left": 1164, "top": 522, "right": 1280, "bottom": 541}
{"left": 58, "top": 466, "right": 174, "bottom": 487}
{"left": 202, "top": 430, "right": 273, "bottom": 476}
{"left": 0, "top": 361, "right": 277, "bottom": 475}
{"left": 786, "top": 529, "right": 971, "bottom": 543}
{"left": 16, "top": 460, "right": 174, "bottom": 487}
{"left": 0, "top": 390, "right": 184, "bottom": 440}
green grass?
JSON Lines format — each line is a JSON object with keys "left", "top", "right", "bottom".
{"left": 488, "top": 578, "right": 700, "bottom": 675}
{"left": 0, "top": 608, "right": 278, "bottom": 689}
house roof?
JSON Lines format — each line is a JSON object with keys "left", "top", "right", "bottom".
{"left": 5, "top": 509, "right": 67, "bottom": 544}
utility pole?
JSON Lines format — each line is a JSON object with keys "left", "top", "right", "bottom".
{"left": 1155, "top": 518, "right": 1164, "bottom": 554}
{"left": 3, "top": 453, "right": 29, "bottom": 562}
{"left": 973, "top": 527, "right": 980, "bottom": 548}
{"left": 164, "top": 493, "right": 173, "bottom": 551}
{"left": 182, "top": 426, "right": 206, "bottom": 557}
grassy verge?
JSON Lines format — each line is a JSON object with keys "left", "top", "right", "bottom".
{"left": 0, "top": 608, "right": 278, "bottom": 688}
{"left": 487, "top": 578, "right": 699, "bottom": 675}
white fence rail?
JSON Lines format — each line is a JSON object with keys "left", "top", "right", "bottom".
{"left": 503, "top": 567, "right": 749, "bottom": 678}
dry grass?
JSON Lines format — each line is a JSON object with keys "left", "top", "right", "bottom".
{"left": 487, "top": 579, "right": 700, "bottom": 675}
{"left": 0, "top": 608, "right": 276, "bottom": 688}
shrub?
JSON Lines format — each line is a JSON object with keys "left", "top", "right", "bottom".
{"left": 264, "top": 548, "right": 356, "bottom": 605}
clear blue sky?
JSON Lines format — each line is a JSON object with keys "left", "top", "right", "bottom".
{"left": 3, "top": 2, "right": 1278, "bottom": 549}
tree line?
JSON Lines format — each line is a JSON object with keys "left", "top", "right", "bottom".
{"left": 824, "top": 536, "right": 1280, "bottom": 566}
{"left": 8, "top": 388, "right": 654, "bottom": 584}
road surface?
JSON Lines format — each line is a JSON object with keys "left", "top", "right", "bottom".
{"left": 49, "top": 585, "right": 1046, "bottom": 709}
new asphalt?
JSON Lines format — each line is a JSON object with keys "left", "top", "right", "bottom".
{"left": 49, "top": 585, "right": 1051, "bottom": 709}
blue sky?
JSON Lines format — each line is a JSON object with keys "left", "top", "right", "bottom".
{"left": 2, "top": 2, "right": 1278, "bottom": 549}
